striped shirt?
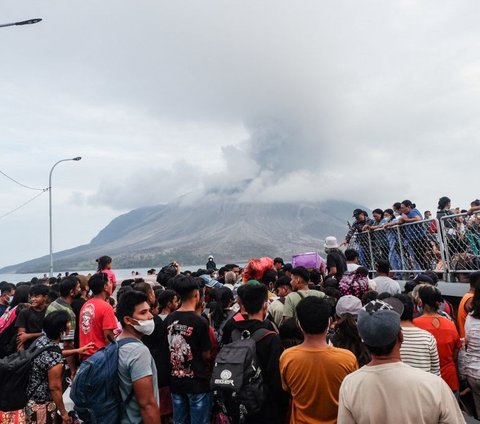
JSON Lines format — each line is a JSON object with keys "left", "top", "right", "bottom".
{"left": 400, "top": 326, "right": 440, "bottom": 375}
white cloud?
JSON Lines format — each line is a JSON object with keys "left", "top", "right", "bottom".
{"left": 2, "top": 0, "right": 480, "bottom": 267}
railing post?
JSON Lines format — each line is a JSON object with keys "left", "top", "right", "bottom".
{"left": 396, "top": 226, "right": 406, "bottom": 279}
{"left": 367, "top": 231, "right": 375, "bottom": 274}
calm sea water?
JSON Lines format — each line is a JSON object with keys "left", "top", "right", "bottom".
{"left": 0, "top": 265, "right": 209, "bottom": 284}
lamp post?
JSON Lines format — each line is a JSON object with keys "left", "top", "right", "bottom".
{"left": 49, "top": 157, "right": 82, "bottom": 277}
{"left": 0, "top": 18, "right": 42, "bottom": 28}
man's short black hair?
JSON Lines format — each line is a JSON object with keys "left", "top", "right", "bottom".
{"left": 292, "top": 266, "right": 309, "bottom": 283}
{"left": 470, "top": 271, "right": 480, "bottom": 288}
{"left": 364, "top": 338, "right": 397, "bottom": 356}
{"left": 170, "top": 275, "right": 199, "bottom": 302}
{"left": 59, "top": 277, "right": 79, "bottom": 298}
{"left": 30, "top": 284, "right": 49, "bottom": 297}
{"left": 116, "top": 290, "right": 149, "bottom": 327}
{"left": 275, "top": 276, "right": 292, "bottom": 290}
{"left": 345, "top": 248, "right": 358, "bottom": 261}
{"left": 0, "top": 283, "right": 15, "bottom": 295}
{"left": 157, "top": 289, "right": 177, "bottom": 309}
{"left": 393, "top": 293, "right": 414, "bottom": 321}
{"left": 376, "top": 259, "right": 391, "bottom": 274}
{"left": 262, "top": 270, "right": 277, "bottom": 286}
{"left": 132, "top": 281, "right": 153, "bottom": 297}
{"left": 43, "top": 310, "right": 69, "bottom": 340}
{"left": 239, "top": 284, "right": 268, "bottom": 315}
{"left": 89, "top": 273, "right": 109, "bottom": 295}
{"left": 296, "top": 297, "right": 332, "bottom": 334}
{"left": 273, "top": 257, "right": 284, "bottom": 265}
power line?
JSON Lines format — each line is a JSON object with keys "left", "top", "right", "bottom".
{"left": 0, "top": 189, "right": 48, "bottom": 220}
{"left": 0, "top": 169, "right": 46, "bottom": 191}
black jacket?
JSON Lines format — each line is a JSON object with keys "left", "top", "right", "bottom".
{"left": 228, "top": 319, "right": 289, "bottom": 423}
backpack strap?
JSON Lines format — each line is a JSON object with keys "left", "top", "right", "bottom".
{"left": 116, "top": 338, "right": 143, "bottom": 406}
{"left": 250, "top": 328, "right": 277, "bottom": 343}
{"left": 117, "top": 337, "right": 141, "bottom": 348}
{"left": 296, "top": 291, "right": 306, "bottom": 301}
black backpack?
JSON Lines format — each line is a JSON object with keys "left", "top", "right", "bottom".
{"left": 0, "top": 341, "right": 62, "bottom": 411}
{"left": 211, "top": 327, "right": 276, "bottom": 422}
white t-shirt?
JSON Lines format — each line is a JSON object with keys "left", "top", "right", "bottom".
{"left": 338, "top": 362, "right": 465, "bottom": 424}
{"left": 465, "top": 314, "right": 480, "bottom": 379}
{"left": 372, "top": 276, "right": 401, "bottom": 295}
{"left": 347, "top": 263, "right": 360, "bottom": 272}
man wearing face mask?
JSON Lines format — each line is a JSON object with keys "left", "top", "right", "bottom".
{"left": 0, "top": 283, "right": 15, "bottom": 316}
{"left": 116, "top": 290, "right": 160, "bottom": 424}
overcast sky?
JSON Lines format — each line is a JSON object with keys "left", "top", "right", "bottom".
{"left": 2, "top": 1, "right": 480, "bottom": 268}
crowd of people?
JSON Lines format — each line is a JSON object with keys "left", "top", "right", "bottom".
{"left": 343, "top": 198, "right": 480, "bottom": 277}
{"left": 0, "top": 249, "right": 478, "bottom": 424}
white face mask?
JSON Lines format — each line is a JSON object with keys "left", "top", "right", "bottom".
{"left": 7, "top": 296, "right": 14, "bottom": 304}
{"left": 132, "top": 319, "right": 155, "bottom": 336}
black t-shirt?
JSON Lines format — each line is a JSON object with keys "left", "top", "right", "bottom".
{"left": 163, "top": 311, "right": 212, "bottom": 394}
{"left": 15, "top": 307, "right": 46, "bottom": 348}
{"left": 326, "top": 251, "right": 347, "bottom": 279}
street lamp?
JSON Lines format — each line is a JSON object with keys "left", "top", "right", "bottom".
{"left": 0, "top": 18, "right": 42, "bottom": 28}
{"left": 49, "top": 157, "right": 82, "bottom": 277}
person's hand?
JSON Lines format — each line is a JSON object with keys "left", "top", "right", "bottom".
{"left": 60, "top": 411, "right": 72, "bottom": 424}
{"left": 78, "top": 342, "right": 95, "bottom": 353}
{"left": 340, "top": 241, "right": 348, "bottom": 247}
{"left": 16, "top": 331, "right": 29, "bottom": 345}
{"left": 362, "top": 225, "right": 371, "bottom": 231}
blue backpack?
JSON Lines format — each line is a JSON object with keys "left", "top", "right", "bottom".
{"left": 70, "top": 338, "right": 138, "bottom": 424}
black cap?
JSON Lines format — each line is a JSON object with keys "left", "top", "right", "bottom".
{"left": 353, "top": 208, "right": 363, "bottom": 217}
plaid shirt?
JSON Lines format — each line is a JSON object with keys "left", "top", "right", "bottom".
{"left": 345, "top": 218, "right": 375, "bottom": 243}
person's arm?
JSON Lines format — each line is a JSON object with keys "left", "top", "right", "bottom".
{"left": 63, "top": 341, "right": 95, "bottom": 357}
{"left": 199, "top": 318, "right": 212, "bottom": 362}
{"left": 48, "top": 364, "right": 72, "bottom": 424}
{"left": 132, "top": 376, "right": 160, "bottom": 424}
{"left": 401, "top": 213, "right": 421, "bottom": 223}
{"left": 429, "top": 337, "right": 441, "bottom": 376}
{"left": 16, "top": 327, "right": 42, "bottom": 350}
{"left": 337, "top": 383, "right": 356, "bottom": 424}
{"left": 103, "top": 329, "right": 115, "bottom": 343}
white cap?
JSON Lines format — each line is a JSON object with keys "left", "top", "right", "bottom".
{"left": 324, "top": 236, "right": 339, "bottom": 249}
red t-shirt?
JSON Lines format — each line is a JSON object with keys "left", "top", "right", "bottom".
{"left": 413, "top": 315, "right": 461, "bottom": 391}
{"left": 79, "top": 297, "right": 117, "bottom": 358}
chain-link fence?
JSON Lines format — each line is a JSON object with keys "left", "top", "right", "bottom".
{"left": 347, "top": 213, "right": 480, "bottom": 281}
{"left": 439, "top": 212, "right": 480, "bottom": 281}
{"left": 347, "top": 218, "right": 450, "bottom": 280}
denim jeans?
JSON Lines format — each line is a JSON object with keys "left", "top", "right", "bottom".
{"left": 171, "top": 392, "right": 212, "bottom": 424}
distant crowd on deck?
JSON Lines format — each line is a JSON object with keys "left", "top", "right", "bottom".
{"left": 1, "top": 244, "right": 479, "bottom": 424}
{"left": 341, "top": 197, "right": 480, "bottom": 279}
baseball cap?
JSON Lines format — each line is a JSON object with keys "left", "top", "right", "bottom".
{"left": 335, "top": 295, "right": 362, "bottom": 317}
{"left": 352, "top": 208, "right": 363, "bottom": 217}
{"left": 357, "top": 300, "right": 401, "bottom": 347}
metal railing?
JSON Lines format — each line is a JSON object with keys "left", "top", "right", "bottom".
{"left": 347, "top": 213, "right": 480, "bottom": 281}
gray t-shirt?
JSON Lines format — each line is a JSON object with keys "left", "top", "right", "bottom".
{"left": 118, "top": 339, "right": 159, "bottom": 424}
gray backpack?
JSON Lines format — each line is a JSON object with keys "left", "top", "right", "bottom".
{"left": 211, "top": 327, "right": 275, "bottom": 421}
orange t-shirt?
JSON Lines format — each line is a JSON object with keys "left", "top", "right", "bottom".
{"left": 457, "top": 292, "right": 474, "bottom": 339}
{"left": 280, "top": 345, "right": 358, "bottom": 424}
{"left": 413, "top": 315, "right": 461, "bottom": 391}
